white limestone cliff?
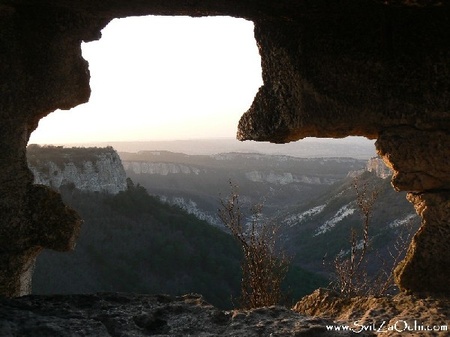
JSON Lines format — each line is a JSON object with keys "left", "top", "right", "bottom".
{"left": 28, "top": 146, "right": 127, "bottom": 194}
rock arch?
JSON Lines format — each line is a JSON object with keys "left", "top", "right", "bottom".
{"left": 0, "top": 0, "right": 449, "bottom": 296}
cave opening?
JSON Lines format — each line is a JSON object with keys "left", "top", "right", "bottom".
{"left": 27, "top": 14, "right": 374, "bottom": 156}
{"left": 29, "top": 15, "right": 263, "bottom": 145}
{"left": 0, "top": 4, "right": 448, "bottom": 326}
{"left": 25, "top": 13, "right": 416, "bottom": 306}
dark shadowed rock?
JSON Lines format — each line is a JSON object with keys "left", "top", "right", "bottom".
{"left": 0, "top": 293, "right": 359, "bottom": 336}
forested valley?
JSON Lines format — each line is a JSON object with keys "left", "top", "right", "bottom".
{"left": 33, "top": 182, "right": 326, "bottom": 309}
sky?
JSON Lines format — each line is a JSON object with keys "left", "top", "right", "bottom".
{"left": 29, "top": 16, "right": 263, "bottom": 144}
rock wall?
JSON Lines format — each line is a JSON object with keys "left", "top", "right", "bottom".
{"left": 123, "top": 162, "right": 201, "bottom": 176}
{"left": 244, "top": 171, "right": 331, "bottom": 185}
{"left": 366, "top": 157, "right": 392, "bottom": 180}
{"left": 28, "top": 146, "right": 127, "bottom": 194}
{"left": 0, "top": 0, "right": 449, "bottom": 296}
{"left": 236, "top": 3, "right": 450, "bottom": 296}
{"left": 294, "top": 288, "right": 450, "bottom": 337}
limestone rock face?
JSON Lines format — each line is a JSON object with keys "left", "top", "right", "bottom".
{"left": 376, "top": 128, "right": 450, "bottom": 294}
{"left": 244, "top": 170, "right": 330, "bottom": 185}
{"left": 238, "top": 6, "right": 450, "bottom": 142}
{"left": 0, "top": 185, "right": 81, "bottom": 296}
{"left": 294, "top": 288, "right": 450, "bottom": 337}
{"left": 1, "top": 291, "right": 448, "bottom": 336}
{"left": 366, "top": 157, "right": 392, "bottom": 180}
{"left": 0, "top": 3, "right": 109, "bottom": 297}
{"left": 123, "top": 161, "right": 201, "bottom": 176}
{"left": 394, "top": 192, "right": 450, "bottom": 294}
{"left": 28, "top": 146, "right": 127, "bottom": 195}
{"left": 376, "top": 128, "right": 450, "bottom": 192}
{"left": 232, "top": 1, "right": 450, "bottom": 297}
{"left": 0, "top": 0, "right": 449, "bottom": 296}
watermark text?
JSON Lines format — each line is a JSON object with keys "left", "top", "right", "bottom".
{"left": 325, "top": 320, "right": 448, "bottom": 334}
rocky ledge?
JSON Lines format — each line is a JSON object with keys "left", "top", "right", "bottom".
{"left": 1, "top": 291, "right": 448, "bottom": 336}
{"left": 295, "top": 289, "right": 450, "bottom": 337}
{"left": 0, "top": 292, "right": 359, "bottom": 337}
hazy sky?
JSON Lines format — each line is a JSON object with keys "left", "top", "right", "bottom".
{"left": 29, "top": 16, "right": 263, "bottom": 144}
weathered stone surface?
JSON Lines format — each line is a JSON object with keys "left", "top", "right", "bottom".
{"left": 0, "top": 293, "right": 356, "bottom": 336}
{"left": 238, "top": 6, "right": 450, "bottom": 142}
{"left": 394, "top": 192, "right": 450, "bottom": 294}
{"left": 376, "top": 129, "right": 450, "bottom": 294}
{"left": 376, "top": 127, "right": 450, "bottom": 192}
{"left": 236, "top": 2, "right": 450, "bottom": 297}
{"left": 0, "top": 184, "right": 81, "bottom": 296}
{"left": 0, "top": 0, "right": 449, "bottom": 297}
{"left": 366, "top": 157, "right": 392, "bottom": 180}
{"left": 1, "top": 291, "right": 447, "bottom": 336}
{"left": 294, "top": 288, "right": 450, "bottom": 337}
{"left": 0, "top": 3, "right": 107, "bottom": 297}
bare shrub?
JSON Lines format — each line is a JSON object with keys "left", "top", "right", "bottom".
{"left": 329, "top": 176, "right": 414, "bottom": 297}
{"left": 218, "top": 182, "right": 289, "bottom": 309}
{"left": 371, "top": 218, "right": 414, "bottom": 295}
{"left": 332, "top": 178, "right": 379, "bottom": 297}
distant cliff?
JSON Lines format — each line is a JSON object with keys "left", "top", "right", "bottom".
{"left": 366, "top": 156, "right": 392, "bottom": 179}
{"left": 124, "top": 161, "right": 201, "bottom": 176}
{"left": 121, "top": 151, "right": 363, "bottom": 186}
{"left": 347, "top": 156, "right": 392, "bottom": 179}
{"left": 120, "top": 151, "right": 367, "bottom": 227}
{"left": 27, "top": 145, "right": 127, "bottom": 194}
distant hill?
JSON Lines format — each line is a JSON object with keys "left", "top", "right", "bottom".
{"left": 278, "top": 170, "right": 420, "bottom": 282}
{"left": 119, "top": 150, "right": 420, "bottom": 291}
{"left": 32, "top": 185, "right": 241, "bottom": 308}
{"left": 30, "top": 145, "right": 418, "bottom": 305}
{"left": 120, "top": 151, "right": 367, "bottom": 226}
{"left": 30, "top": 147, "right": 327, "bottom": 308}
{"left": 64, "top": 136, "right": 377, "bottom": 159}
{"left": 33, "top": 184, "right": 326, "bottom": 308}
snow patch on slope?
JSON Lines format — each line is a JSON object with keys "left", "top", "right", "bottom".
{"left": 314, "top": 203, "right": 356, "bottom": 236}
{"left": 283, "top": 205, "right": 326, "bottom": 227}
{"left": 388, "top": 213, "right": 417, "bottom": 228}
{"left": 159, "top": 196, "right": 220, "bottom": 226}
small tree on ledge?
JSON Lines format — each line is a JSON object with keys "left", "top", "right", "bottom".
{"left": 329, "top": 175, "right": 413, "bottom": 297}
{"left": 218, "top": 182, "right": 289, "bottom": 309}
